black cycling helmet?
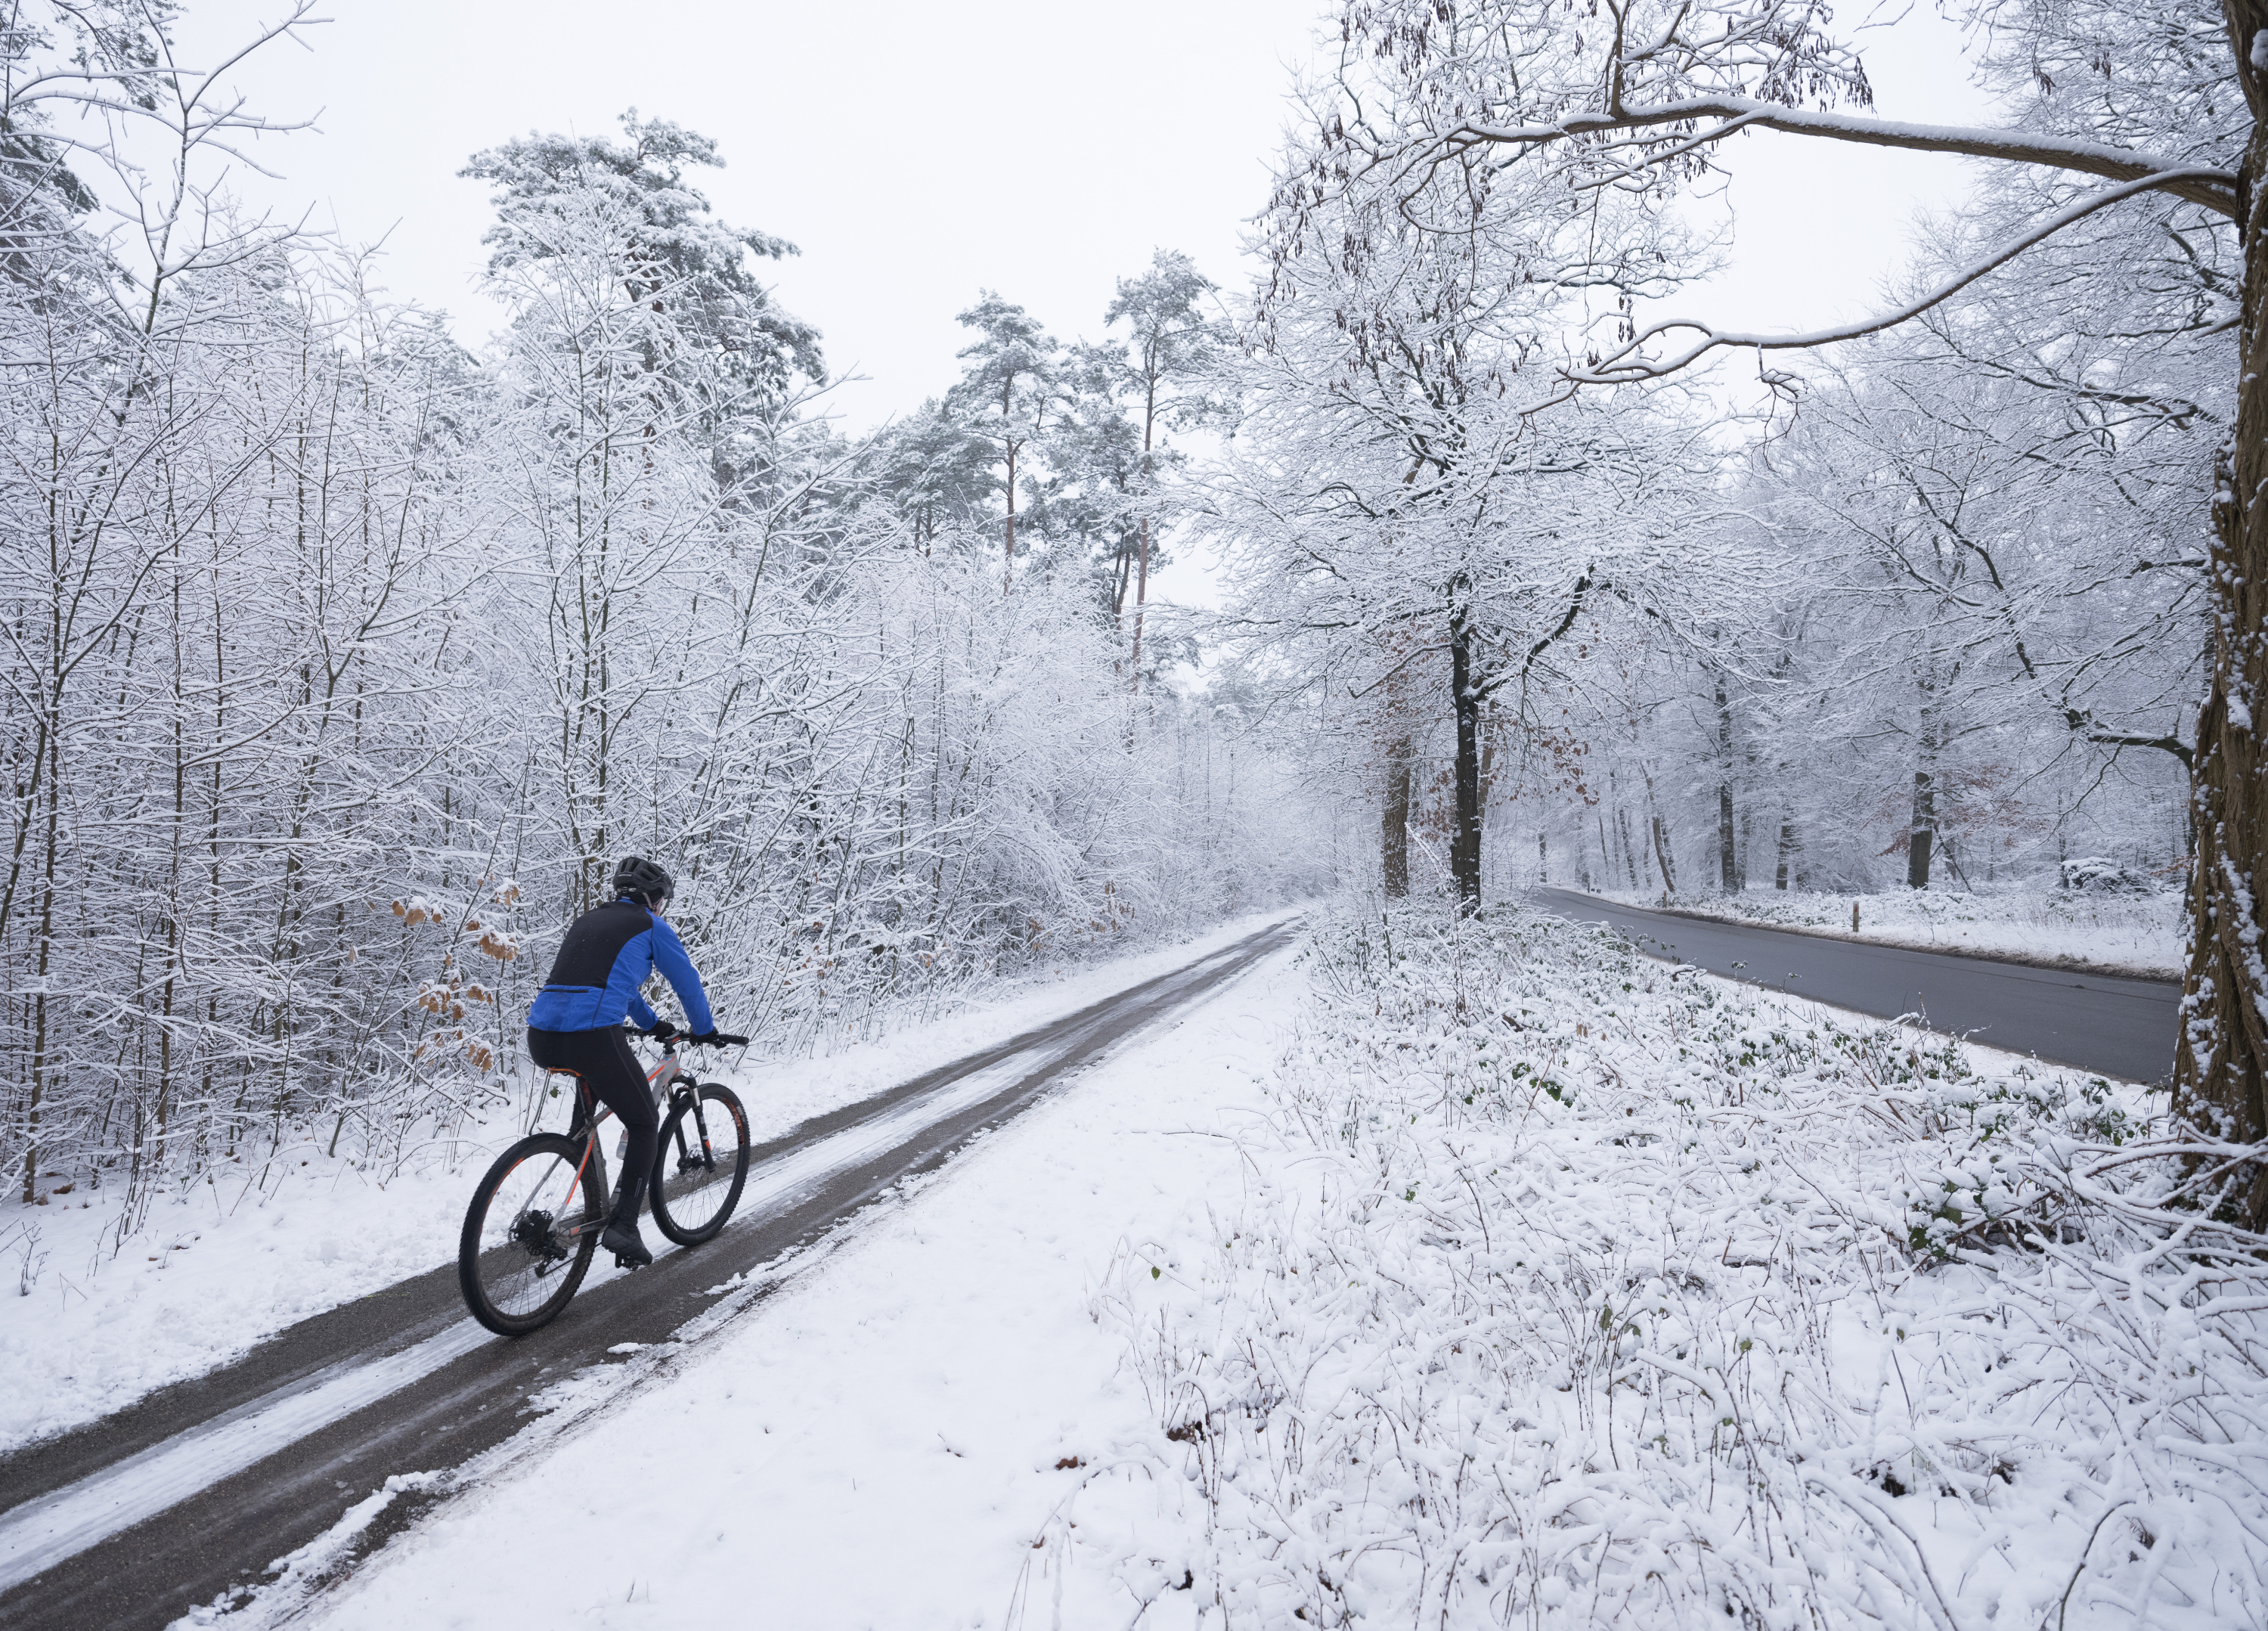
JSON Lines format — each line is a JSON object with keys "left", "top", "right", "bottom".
{"left": 612, "top": 856, "right": 674, "bottom": 908}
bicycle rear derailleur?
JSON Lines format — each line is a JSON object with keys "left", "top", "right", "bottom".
{"left": 510, "top": 1208, "right": 570, "bottom": 1265}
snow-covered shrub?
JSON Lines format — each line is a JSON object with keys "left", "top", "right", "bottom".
{"left": 1094, "top": 904, "right": 2266, "bottom": 1627}
{"left": 2056, "top": 857, "right": 2157, "bottom": 896}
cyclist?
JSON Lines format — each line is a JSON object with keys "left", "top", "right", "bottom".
{"left": 526, "top": 857, "right": 730, "bottom": 1268}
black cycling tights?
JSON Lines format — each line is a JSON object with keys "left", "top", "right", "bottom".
{"left": 526, "top": 1025, "right": 657, "bottom": 1223}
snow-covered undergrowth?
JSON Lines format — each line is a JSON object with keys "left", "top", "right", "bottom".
{"left": 1094, "top": 904, "right": 2263, "bottom": 1626}
{"left": 1596, "top": 884, "right": 2183, "bottom": 977}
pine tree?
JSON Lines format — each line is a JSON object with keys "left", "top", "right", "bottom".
{"left": 946, "top": 291, "right": 1058, "bottom": 590}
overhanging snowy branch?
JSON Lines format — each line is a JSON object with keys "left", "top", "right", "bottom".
{"left": 1442, "top": 100, "right": 2237, "bottom": 219}
{"left": 1569, "top": 169, "right": 2235, "bottom": 386}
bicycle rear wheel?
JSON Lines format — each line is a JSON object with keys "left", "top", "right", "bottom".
{"left": 651, "top": 1084, "right": 751, "bottom": 1246}
{"left": 460, "top": 1133, "right": 604, "bottom": 1335}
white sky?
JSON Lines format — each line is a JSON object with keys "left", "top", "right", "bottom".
{"left": 163, "top": 0, "right": 2000, "bottom": 600}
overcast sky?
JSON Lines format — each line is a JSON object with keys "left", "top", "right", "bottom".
{"left": 164, "top": 0, "right": 1999, "bottom": 596}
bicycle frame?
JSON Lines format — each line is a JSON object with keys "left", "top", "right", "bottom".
{"left": 539, "top": 1038, "right": 715, "bottom": 1245}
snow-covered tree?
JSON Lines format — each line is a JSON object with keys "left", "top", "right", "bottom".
{"left": 945, "top": 291, "right": 1059, "bottom": 589}
{"left": 1297, "top": 0, "right": 2266, "bottom": 1173}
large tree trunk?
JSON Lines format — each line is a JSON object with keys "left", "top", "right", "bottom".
{"left": 1382, "top": 736, "right": 1412, "bottom": 898}
{"left": 1907, "top": 769, "right": 1936, "bottom": 889}
{"left": 1448, "top": 605, "right": 1483, "bottom": 910}
{"left": 2178, "top": 4, "right": 2268, "bottom": 1192}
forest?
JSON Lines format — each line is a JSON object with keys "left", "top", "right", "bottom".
{"left": 0, "top": 0, "right": 2228, "bottom": 1217}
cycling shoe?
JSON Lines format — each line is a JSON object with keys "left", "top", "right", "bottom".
{"left": 601, "top": 1217, "right": 653, "bottom": 1268}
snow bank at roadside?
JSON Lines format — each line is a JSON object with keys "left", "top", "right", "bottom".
{"left": 1077, "top": 903, "right": 2261, "bottom": 1627}
{"left": 279, "top": 938, "right": 1311, "bottom": 1631}
{"left": 0, "top": 906, "right": 1303, "bottom": 1457}
{"left": 1594, "top": 883, "right": 2183, "bottom": 976}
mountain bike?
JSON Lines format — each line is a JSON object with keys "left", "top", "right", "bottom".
{"left": 459, "top": 1028, "right": 753, "bottom": 1336}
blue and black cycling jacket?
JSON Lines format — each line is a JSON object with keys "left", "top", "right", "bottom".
{"left": 527, "top": 896, "right": 716, "bottom": 1035}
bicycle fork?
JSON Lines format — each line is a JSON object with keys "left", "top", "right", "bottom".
{"left": 540, "top": 1061, "right": 720, "bottom": 1251}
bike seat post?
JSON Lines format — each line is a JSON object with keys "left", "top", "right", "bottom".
{"left": 545, "top": 1068, "right": 598, "bottom": 1133}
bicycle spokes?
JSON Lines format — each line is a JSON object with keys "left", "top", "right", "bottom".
{"left": 461, "top": 1136, "right": 605, "bottom": 1332}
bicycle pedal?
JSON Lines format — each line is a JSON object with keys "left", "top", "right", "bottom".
{"left": 612, "top": 1251, "right": 647, "bottom": 1270}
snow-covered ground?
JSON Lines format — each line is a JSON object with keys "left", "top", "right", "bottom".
{"left": 1591, "top": 883, "right": 2184, "bottom": 976}
{"left": 211, "top": 900, "right": 2263, "bottom": 1631}
{"left": 30, "top": 897, "right": 2258, "bottom": 1628}
{"left": 1067, "top": 905, "right": 2259, "bottom": 1626}
{"left": 0, "top": 907, "right": 1301, "bottom": 1457}
{"left": 243, "top": 932, "right": 1312, "bottom": 1630}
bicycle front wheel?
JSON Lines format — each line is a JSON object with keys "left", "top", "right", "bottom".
{"left": 460, "top": 1133, "right": 604, "bottom": 1335}
{"left": 651, "top": 1084, "right": 751, "bottom": 1245}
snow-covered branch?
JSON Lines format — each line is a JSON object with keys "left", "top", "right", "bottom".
{"left": 1443, "top": 98, "right": 2236, "bottom": 218}
{"left": 1573, "top": 169, "right": 2235, "bottom": 385}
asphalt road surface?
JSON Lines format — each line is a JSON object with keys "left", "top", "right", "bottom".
{"left": 0, "top": 917, "right": 1303, "bottom": 1631}
{"left": 1532, "top": 887, "right": 2180, "bottom": 1084}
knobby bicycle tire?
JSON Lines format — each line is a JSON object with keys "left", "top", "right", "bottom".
{"left": 650, "top": 1084, "right": 751, "bottom": 1246}
{"left": 460, "top": 1132, "right": 604, "bottom": 1335}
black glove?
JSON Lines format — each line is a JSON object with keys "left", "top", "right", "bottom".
{"left": 646, "top": 1019, "right": 679, "bottom": 1043}
{"left": 686, "top": 1030, "right": 748, "bottom": 1047}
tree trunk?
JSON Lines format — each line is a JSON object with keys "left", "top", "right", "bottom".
{"left": 1715, "top": 675, "right": 1737, "bottom": 892}
{"left": 1129, "top": 515, "right": 1149, "bottom": 692}
{"left": 1907, "top": 667, "right": 1939, "bottom": 890}
{"left": 1478, "top": 706, "right": 1499, "bottom": 805}
{"left": 23, "top": 746, "right": 57, "bottom": 1204}
{"left": 1448, "top": 603, "right": 1483, "bottom": 910}
{"left": 1002, "top": 439, "right": 1018, "bottom": 593}
{"left": 2178, "top": 5, "right": 2268, "bottom": 1187}
{"left": 1907, "top": 769, "right": 1935, "bottom": 889}
{"left": 1718, "top": 783, "right": 1737, "bottom": 891}
{"left": 1639, "top": 766, "right": 1675, "bottom": 896}
{"left": 1775, "top": 815, "right": 1796, "bottom": 891}
{"left": 1131, "top": 387, "right": 1156, "bottom": 693}
{"left": 1382, "top": 736, "right": 1412, "bottom": 899}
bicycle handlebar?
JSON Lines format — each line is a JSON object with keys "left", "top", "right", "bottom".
{"left": 626, "top": 1024, "right": 748, "bottom": 1048}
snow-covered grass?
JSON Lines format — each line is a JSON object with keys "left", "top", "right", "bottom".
{"left": 0, "top": 906, "right": 1302, "bottom": 1457}
{"left": 1594, "top": 883, "right": 2185, "bottom": 977}
{"left": 1080, "top": 903, "right": 2265, "bottom": 1626}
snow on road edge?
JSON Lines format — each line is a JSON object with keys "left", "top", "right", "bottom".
{"left": 1582, "top": 883, "right": 2183, "bottom": 978}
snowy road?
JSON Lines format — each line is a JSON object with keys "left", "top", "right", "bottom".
{"left": 0, "top": 916, "right": 1302, "bottom": 1631}
{"left": 1533, "top": 886, "right": 2180, "bottom": 1081}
